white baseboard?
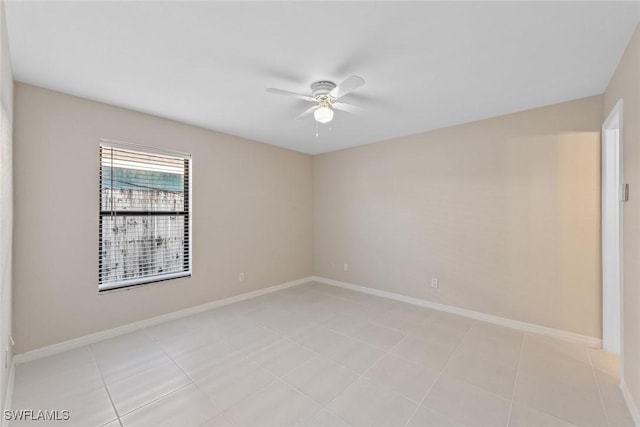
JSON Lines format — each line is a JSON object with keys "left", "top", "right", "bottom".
{"left": 14, "top": 276, "right": 313, "bottom": 365}
{"left": 621, "top": 380, "right": 640, "bottom": 427}
{"left": 311, "top": 276, "right": 602, "bottom": 348}
{"left": 11, "top": 274, "right": 602, "bottom": 362}
{"left": 2, "top": 358, "right": 15, "bottom": 427}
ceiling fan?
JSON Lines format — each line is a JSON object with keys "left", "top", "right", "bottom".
{"left": 267, "top": 75, "right": 365, "bottom": 124}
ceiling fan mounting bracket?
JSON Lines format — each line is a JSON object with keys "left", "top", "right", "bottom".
{"left": 310, "top": 81, "right": 336, "bottom": 98}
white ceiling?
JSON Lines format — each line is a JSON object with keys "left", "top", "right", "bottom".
{"left": 6, "top": 1, "right": 640, "bottom": 154}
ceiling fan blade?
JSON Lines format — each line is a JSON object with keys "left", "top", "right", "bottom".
{"left": 266, "top": 88, "right": 315, "bottom": 102}
{"left": 329, "top": 75, "right": 365, "bottom": 99}
{"left": 333, "top": 101, "right": 363, "bottom": 114}
{"left": 296, "top": 105, "right": 318, "bottom": 120}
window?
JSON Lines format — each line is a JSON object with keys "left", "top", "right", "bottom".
{"left": 99, "top": 140, "right": 191, "bottom": 291}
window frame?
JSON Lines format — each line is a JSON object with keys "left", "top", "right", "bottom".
{"left": 98, "top": 139, "right": 192, "bottom": 292}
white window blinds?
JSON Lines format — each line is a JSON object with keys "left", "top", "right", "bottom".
{"left": 99, "top": 140, "right": 192, "bottom": 291}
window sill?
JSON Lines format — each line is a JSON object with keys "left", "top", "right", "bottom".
{"left": 99, "top": 271, "right": 192, "bottom": 293}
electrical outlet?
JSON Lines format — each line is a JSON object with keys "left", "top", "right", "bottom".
{"left": 343, "top": 263, "right": 349, "bottom": 271}
{"left": 431, "top": 278, "right": 439, "bottom": 288}
{"left": 239, "top": 272, "right": 245, "bottom": 282}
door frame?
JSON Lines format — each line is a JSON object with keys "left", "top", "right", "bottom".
{"left": 601, "top": 99, "right": 623, "bottom": 355}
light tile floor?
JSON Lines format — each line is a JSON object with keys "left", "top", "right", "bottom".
{"left": 9, "top": 282, "right": 634, "bottom": 427}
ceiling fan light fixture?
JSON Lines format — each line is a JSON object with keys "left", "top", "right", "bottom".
{"left": 314, "top": 106, "right": 334, "bottom": 124}
{"left": 267, "top": 75, "right": 365, "bottom": 126}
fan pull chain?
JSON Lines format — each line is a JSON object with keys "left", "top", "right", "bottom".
{"left": 315, "top": 121, "right": 319, "bottom": 138}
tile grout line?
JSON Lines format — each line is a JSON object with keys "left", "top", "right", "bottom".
{"left": 87, "top": 345, "right": 124, "bottom": 427}
{"left": 142, "top": 327, "right": 206, "bottom": 388}
{"left": 92, "top": 288, "right": 481, "bottom": 426}
{"left": 326, "top": 294, "right": 567, "bottom": 416}
{"left": 261, "top": 324, "right": 382, "bottom": 426}
{"left": 249, "top": 356, "right": 355, "bottom": 426}
{"left": 152, "top": 313, "right": 355, "bottom": 426}
{"left": 329, "top": 346, "right": 391, "bottom": 413}
{"left": 265, "top": 286, "right": 439, "bottom": 345}
{"left": 142, "top": 328, "right": 276, "bottom": 426}
{"left": 277, "top": 295, "right": 492, "bottom": 423}
{"left": 587, "top": 348, "right": 612, "bottom": 427}
{"left": 190, "top": 311, "right": 352, "bottom": 426}
{"left": 143, "top": 306, "right": 324, "bottom": 426}
{"left": 217, "top": 378, "right": 282, "bottom": 425}
{"left": 145, "top": 327, "right": 217, "bottom": 386}
{"left": 237, "top": 295, "right": 427, "bottom": 425}
{"left": 100, "top": 327, "right": 220, "bottom": 423}
{"left": 307, "top": 327, "right": 402, "bottom": 427}
{"left": 292, "top": 304, "right": 462, "bottom": 384}
{"left": 505, "top": 331, "right": 527, "bottom": 427}
{"left": 34, "top": 288, "right": 532, "bottom": 426}
{"left": 402, "top": 321, "right": 478, "bottom": 427}
{"left": 203, "top": 291, "right": 398, "bottom": 426}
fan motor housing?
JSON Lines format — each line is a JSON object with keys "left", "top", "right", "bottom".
{"left": 311, "top": 81, "right": 336, "bottom": 98}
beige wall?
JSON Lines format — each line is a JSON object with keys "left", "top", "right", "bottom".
{"left": 13, "top": 83, "right": 313, "bottom": 353}
{"left": 314, "top": 96, "right": 603, "bottom": 338}
{"left": 604, "top": 23, "right": 640, "bottom": 417}
{"left": 13, "top": 84, "right": 606, "bottom": 353}
{"left": 0, "top": 0, "right": 12, "bottom": 411}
